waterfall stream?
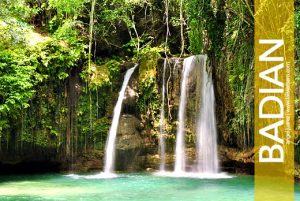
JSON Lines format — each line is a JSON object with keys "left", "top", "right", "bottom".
{"left": 159, "top": 59, "right": 167, "bottom": 172}
{"left": 196, "top": 57, "right": 219, "bottom": 173}
{"left": 173, "top": 55, "right": 221, "bottom": 177}
{"left": 103, "top": 65, "right": 137, "bottom": 175}
{"left": 174, "top": 57, "right": 195, "bottom": 173}
{"left": 102, "top": 57, "right": 222, "bottom": 178}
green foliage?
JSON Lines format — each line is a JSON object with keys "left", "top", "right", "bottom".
{"left": 138, "top": 74, "right": 160, "bottom": 115}
{"left": 136, "top": 47, "right": 161, "bottom": 125}
{"left": 30, "top": 39, "right": 86, "bottom": 81}
{"left": 186, "top": 0, "right": 254, "bottom": 148}
{"left": 93, "top": 117, "right": 110, "bottom": 143}
{"left": 186, "top": 0, "right": 204, "bottom": 54}
{"left": 0, "top": 50, "right": 39, "bottom": 117}
{"left": 0, "top": 19, "right": 32, "bottom": 49}
{"left": 53, "top": 19, "right": 82, "bottom": 45}
{"left": 48, "top": 0, "right": 88, "bottom": 19}
{"left": 93, "top": 0, "right": 156, "bottom": 54}
{"left": 77, "top": 85, "right": 111, "bottom": 149}
{"left": 106, "top": 60, "right": 121, "bottom": 83}
{"left": 187, "top": 19, "right": 203, "bottom": 54}
{"left": 224, "top": 0, "right": 254, "bottom": 147}
{"left": 0, "top": 0, "right": 35, "bottom": 21}
{"left": 0, "top": 0, "right": 165, "bottom": 154}
{"left": 0, "top": 4, "right": 86, "bottom": 148}
{"left": 1, "top": 0, "right": 297, "bottom": 158}
{"left": 186, "top": 0, "right": 226, "bottom": 56}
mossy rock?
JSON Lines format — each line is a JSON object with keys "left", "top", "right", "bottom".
{"left": 90, "top": 60, "right": 121, "bottom": 88}
{"left": 90, "top": 63, "right": 110, "bottom": 87}
{"left": 136, "top": 47, "right": 162, "bottom": 81}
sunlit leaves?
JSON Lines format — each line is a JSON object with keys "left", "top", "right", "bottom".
{"left": 0, "top": 19, "right": 32, "bottom": 49}
{"left": 0, "top": 0, "right": 34, "bottom": 21}
{"left": 0, "top": 50, "right": 38, "bottom": 115}
{"left": 54, "top": 19, "right": 81, "bottom": 45}
{"left": 48, "top": 0, "right": 89, "bottom": 18}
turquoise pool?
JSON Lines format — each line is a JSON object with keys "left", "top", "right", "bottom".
{"left": 0, "top": 173, "right": 299, "bottom": 201}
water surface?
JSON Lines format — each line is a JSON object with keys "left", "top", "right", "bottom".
{"left": 0, "top": 173, "right": 299, "bottom": 201}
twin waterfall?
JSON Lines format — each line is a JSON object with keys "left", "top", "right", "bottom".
{"left": 103, "top": 55, "right": 220, "bottom": 177}
{"left": 162, "top": 55, "right": 219, "bottom": 175}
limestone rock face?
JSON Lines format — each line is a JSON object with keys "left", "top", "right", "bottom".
{"left": 123, "top": 70, "right": 139, "bottom": 108}
{"left": 157, "top": 58, "right": 183, "bottom": 120}
{"left": 123, "top": 85, "right": 138, "bottom": 106}
{"left": 116, "top": 114, "right": 142, "bottom": 150}
{"left": 69, "top": 151, "right": 103, "bottom": 172}
{"left": 115, "top": 114, "right": 143, "bottom": 171}
{"left": 123, "top": 66, "right": 139, "bottom": 115}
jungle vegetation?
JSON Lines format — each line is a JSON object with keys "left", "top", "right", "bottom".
{"left": 0, "top": 0, "right": 299, "bottom": 164}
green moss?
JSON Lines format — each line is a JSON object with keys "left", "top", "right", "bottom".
{"left": 134, "top": 47, "right": 162, "bottom": 131}
{"left": 135, "top": 47, "right": 162, "bottom": 81}
{"left": 90, "top": 63, "right": 110, "bottom": 88}
{"left": 88, "top": 60, "right": 121, "bottom": 90}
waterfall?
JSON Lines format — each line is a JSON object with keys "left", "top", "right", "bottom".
{"left": 174, "top": 55, "right": 220, "bottom": 176}
{"left": 174, "top": 57, "right": 195, "bottom": 173}
{"left": 159, "top": 59, "right": 167, "bottom": 172}
{"left": 196, "top": 56, "right": 219, "bottom": 174}
{"left": 103, "top": 65, "right": 137, "bottom": 175}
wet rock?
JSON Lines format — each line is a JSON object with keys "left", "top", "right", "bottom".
{"left": 123, "top": 81, "right": 138, "bottom": 107}
{"left": 123, "top": 65, "right": 139, "bottom": 115}
{"left": 157, "top": 58, "right": 183, "bottom": 121}
{"left": 120, "top": 62, "right": 136, "bottom": 72}
{"left": 115, "top": 114, "right": 143, "bottom": 171}
{"left": 146, "top": 168, "right": 155, "bottom": 172}
{"left": 218, "top": 145, "right": 254, "bottom": 174}
{"left": 116, "top": 115, "right": 142, "bottom": 150}
{"left": 68, "top": 150, "right": 103, "bottom": 172}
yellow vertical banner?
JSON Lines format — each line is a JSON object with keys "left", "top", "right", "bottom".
{"left": 255, "top": 0, "right": 294, "bottom": 201}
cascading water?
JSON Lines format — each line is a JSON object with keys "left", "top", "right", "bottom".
{"left": 103, "top": 65, "right": 137, "bottom": 175}
{"left": 159, "top": 59, "right": 167, "bottom": 172}
{"left": 196, "top": 56, "right": 219, "bottom": 174}
{"left": 173, "top": 55, "right": 223, "bottom": 177}
{"left": 174, "top": 57, "right": 195, "bottom": 173}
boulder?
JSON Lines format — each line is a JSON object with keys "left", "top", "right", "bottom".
{"left": 116, "top": 114, "right": 142, "bottom": 150}
{"left": 69, "top": 150, "right": 103, "bottom": 172}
